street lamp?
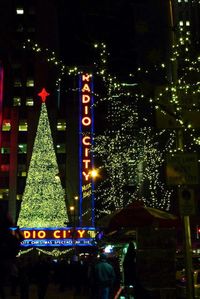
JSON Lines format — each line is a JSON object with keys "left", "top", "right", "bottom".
{"left": 90, "top": 168, "right": 99, "bottom": 179}
{"left": 69, "top": 205, "right": 75, "bottom": 227}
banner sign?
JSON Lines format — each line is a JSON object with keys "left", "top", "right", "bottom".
{"left": 10, "top": 227, "right": 98, "bottom": 247}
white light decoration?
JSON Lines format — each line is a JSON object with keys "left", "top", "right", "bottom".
{"left": 21, "top": 25, "right": 200, "bottom": 221}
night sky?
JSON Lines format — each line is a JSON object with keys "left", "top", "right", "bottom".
{"left": 57, "top": 0, "right": 169, "bottom": 79}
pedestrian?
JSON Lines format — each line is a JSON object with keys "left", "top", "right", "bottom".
{"left": 123, "top": 242, "right": 137, "bottom": 287}
{"left": 10, "top": 259, "right": 19, "bottom": 296}
{"left": 35, "top": 256, "right": 50, "bottom": 299}
{"left": 18, "top": 257, "right": 30, "bottom": 299}
{"left": 94, "top": 253, "right": 115, "bottom": 299}
{"left": 0, "top": 260, "right": 6, "bottom": 299}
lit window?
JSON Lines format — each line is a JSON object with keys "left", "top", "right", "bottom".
{"left": 0, "top": 165, "right": 9, "bottom": 172}
{"left": 56, "top": 144, "right": 66, "bottom": 153}
{"left": 18, "top": 144, "right": 27, "bottom": 154}
{"left": 0, "top": 189, "right": 9, "bottom": 199}
{"left": 16, "top": 8, "right": 24, "bottom": 14}
{"left": 26, "top": 79, "right": 34, "bottom": 87}
{"left": 26, "top": 97, "right": 34, "bottom": 106}
{"left": 57, "top": 120, "right": 66, "bottom": 131}
{"left": 18, "top": 164, "right": 27, "bottom": 176}
{"left": 179, "top": 21, "right": 184, "bottom": 26}
{"left": 14, "top": 79, "right": 22, "bottom": 87}
{"left": 186, "top": 21, "right": 190, "bottom": 26}
{"left": 19, "top": 120, "right": 28, "bottom": 131}
{"left": 2, "top": 120, "right": 11, "bottom": 131}
{"left": 17, "top": 194, "right": 23, "bottom": 200}
{"left": 1, "top": 147, "right": 10, "bottom": 154}
{"left": 13, "top": 97, "right": 21, "bottom": 106}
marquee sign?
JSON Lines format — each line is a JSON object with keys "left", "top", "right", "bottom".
{"left": 79, "top": 73, "right": 95, "bottom": 226}
{"left": 10, "top": 227, "right": 97, "bottom": 247}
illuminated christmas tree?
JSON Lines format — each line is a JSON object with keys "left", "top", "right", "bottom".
{"left": 17, "top": 88, "right": 68, "bottom": 228}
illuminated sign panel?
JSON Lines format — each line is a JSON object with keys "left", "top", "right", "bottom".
{"left": 79, "top": 73, "right": 94, "bottom": 226}
{"left": 11, "top": 227, "right": 97, "bottom": 247}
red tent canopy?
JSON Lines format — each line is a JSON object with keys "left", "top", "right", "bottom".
{"left": 105, "top": 201, "right": 179, "bottom": 232}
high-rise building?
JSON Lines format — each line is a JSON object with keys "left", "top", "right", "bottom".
{"left": 0, "top": 1, "right": 74, "bottom": 223}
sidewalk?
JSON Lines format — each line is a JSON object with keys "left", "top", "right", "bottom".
{"left": 5, "top": 283, "right": 89, "bottom": 299}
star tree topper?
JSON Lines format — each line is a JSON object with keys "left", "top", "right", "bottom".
{"left": 38, "top": 88, "right": 50, "bottom": 102}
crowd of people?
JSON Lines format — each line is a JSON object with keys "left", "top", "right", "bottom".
{"left": 0, "top": 211, "right": 146, "bottom": 299}
{"left": 0, "top": 252, "right": 121, "bottom": 299}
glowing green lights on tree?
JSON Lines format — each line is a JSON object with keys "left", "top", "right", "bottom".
{"left": 17, "top": 90, "right": 68, "bottom": 228}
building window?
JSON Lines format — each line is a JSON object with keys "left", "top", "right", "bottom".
{"left": 28, "top": 6, "right": 35, "bottom": 15}
{"left": 18, "top": 164, "right": 27, "bottom": 177}
{"left": 14, "top": 79, "right": 22, "bottom": 87}
{"left": 16, "top": 24, "right": 24, "bottom": 32}
{"left": 179, "top": 21, "right": 184, "bottom": 26}
{"left": 0, "top": 165, "right": 9, "bottom": 172}
{"left": 56, "top": 144, "right": 66, "bottom": 154}
{"left": 12, "top": 63, "right": 21, "bottom": 69}
{"left": 18, "top": 144, "right": 27, "bottom": 154}
{"left": 13, "top": 97, "right": 21, "bottom": 106}
{"left": 26, "top": 78, "right": 34, "bottom": 87}
{"left": 19, "top": 120, "right": 28, "bottom": 131}
{"left": 16, "top": 8, "right": 24, "bottom": 14}
{"left": 0, "top": 189, "right": 9, "bottom": 199}
{"left": 27, "top": 27, "right": 35, "bottom": 33}
{"left": 57, "top": 120, "right": 66, "bottom": 131}
{"left": 2, "top": 120, "right": 11, "bottom": 131}
{"left": 17, "top": 194, "right": 23, "bottom": 200}
{"left": 186, "top": 21, "right": 190, "bottom": 26}
{"left": 1, "top": 147, "right": 10, "bottom": 154}
{"left": 26, "top": 97, "right": 34, "bottom": 106}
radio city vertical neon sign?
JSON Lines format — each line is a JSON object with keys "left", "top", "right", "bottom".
{"left": 79, "top": 73, "right": 94, "bottom": 226}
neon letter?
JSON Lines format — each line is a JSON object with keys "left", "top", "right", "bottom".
{"left": 83, "top": 171, "right": 90, "bottom": 181}
{"left": 84, "top": 106, "right": 89, "bottom": 115}
{"left": 82, "top": 117, "right": 91, "bottom": 126}
{"left": 82, "top": 136, "right": 91, "bottom": 145}
{"left": 84, "top": 147, "right": 89, "bottom": 157}
{"left": 54, "top": 230, "right": 61, "bottom": 239}
{"left": 77, "top": 230, "right": 85, "bottom": 238}
{"left": 24, "top": 231, "right": 31, "bottom": 239}
{"left": 38, "top": 231, "right": 46, "bottom": 239}
{"left": 83, "top": 159, "right": 90, "bottom": 168}
{"left": 82, "top": 83, "right": 91, "bottom": 93}
{"left": 82, "top": 94, "right": 90, "bottom": 103}
{"left": 82, "top": 74, "right": 90, "bottom": 82}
